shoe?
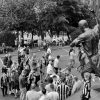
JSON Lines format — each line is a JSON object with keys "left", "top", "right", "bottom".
{"left": 15, "top": 95, "right": 17, "bottom": 98}
{"left": 9, "top": 91, "right": 11, "bottom": 95}
{"left": 92, "top": 78, "right": 95, "bottom": 82}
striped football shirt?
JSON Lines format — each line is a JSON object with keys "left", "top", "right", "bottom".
{"left": 57, "top": 83, "right": 69, "bottom": 100}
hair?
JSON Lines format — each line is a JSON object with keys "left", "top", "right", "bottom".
{"left": 40, "top": 83, "right": 45, "bottom": 89}
{"left": 57, "top": 55, "right": 60, "bottom": 59}
{"left": 61, "top": 77, "right": 66, "bottom": 83}
{"left": 74, "top": 76, "right": 78, "bottom": 81}
{"left": 50, "top": 84, "right": 54, "bottom": 90}
{"left": 31, "top": 83, "right": 36, "bottom": 89}
{"left": 32, "top": 62, "right": 37, "bottom": 66}
{"left": 42, "top": 88, "right": 46, "bottom": 95}
{"left": 69, "top": 48, "right": 74, "bottom": 56}
{"left": 48, "top": 77, "right": 53, "bottom": 83}
{"left": 52, "top": 75, "right": 57, "bottom": 79}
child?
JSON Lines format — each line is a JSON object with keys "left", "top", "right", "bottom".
{"left": 1, "top": 72, "right": 8, "bottom": 96}
{"left": 81, "top": 72, "right": 91, "bottom": 100}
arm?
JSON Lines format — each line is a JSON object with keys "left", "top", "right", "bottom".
{"left": 57, "top": 94, "right": 59, "bottom": 100}
{"left": 1, "top": 77, "right": 3, "bottom": 87}
{"left": 71, "top": 84, "right": 76, "bottom": 94}
{"left": 26, "top": 93, "right": 28, "bottom": 100}
{"left": 70, "top": 32, "right": 90, "bottom": 47}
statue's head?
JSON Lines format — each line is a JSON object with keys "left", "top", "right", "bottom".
{"left": 78, "top": 20, "right": 88, "bottom": 32}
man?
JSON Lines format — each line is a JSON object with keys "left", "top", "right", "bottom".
{"left": 65, "top": 68, "right": 74, "bottom": 96}
{"left": 45, "top": 77, "right": 53, "bottom": 93}
{"left": 46, "top": 60, "right": 54, "bottom": 76}
{"left": 71, "top": 76, "right": 82, "bottom": 95}
{"left": 46, "top": 84, "right": 59, "bottom": 100}
{"left": 3, "top": 54, "right": 8, "bottom": 66}
{"left": 81, "top": 72, "right": 91, "bottom": 100}
{"left": 54, "top": 55, "right": 60, "bottom": 74}
{"left": 1, "top": 72, "right": 8, "bottom": 96}
{"left": 19, "top": 70, "right": 27, "bottom": 100}
{"left": 7, "top": 54, "right": 12, "bottom": 68}
{"left": 26, "top": 83, "right": 40, "bottom": 100}
{"left": 30, "top": 53, "right": 37, "bottom": 69}
{"left": 47, "top": 46, "right": 51, "bottom": 55}
{"left": 57, "top": 77, "right": 69, "bottom": 100}
{"left": 28, "top": 63, "right": 37, "bottom": 89}
{"left": 70, "top": 20, "right": 100, "bottom": 77}
{"left": 77, "top": 49, "right": 87, "bottom": 72}
{"left": 69, "top": 49, "right": 76, "bottom": 68}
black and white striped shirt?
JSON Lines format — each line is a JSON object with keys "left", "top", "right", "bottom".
{"left": 82, "top": 81, "right": 91, "bottom": 99}
{"left": 57, "top": 83, "right": 69, "bottom": 100}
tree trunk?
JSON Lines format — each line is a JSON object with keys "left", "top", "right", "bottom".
{"left": 21, "top": 30, "right": 24, "bottom": 47}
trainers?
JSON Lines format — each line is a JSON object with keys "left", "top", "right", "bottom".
{"left": 9, "top": 91, "right": 11, "bottom": 95}
{"left": 15, "top": 95, "right": 17, "bottom": 99}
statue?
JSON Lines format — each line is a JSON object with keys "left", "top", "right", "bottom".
{"left": 70, "top": 19, "right": 100, "bottom": 77}
{"left": 70, "top": 19, "right": 100, "bottom": 100}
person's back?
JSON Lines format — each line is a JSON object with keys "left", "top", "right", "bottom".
{"left": 46, "top": 84, "right": 59, "bottom": 100}
{"left": 54, "top": 57, "right": 59, "bottom": 68}
{"left": 45, "top": 77, "right": 53, "bottom": 93}
{"left": 39, "top": 88, "right": 47, "bottom": 100}
{"left": 47, "top": 61, "right": 54, "bottom": 75}
{"left": 7, "top": 58, "right": 12, "bottom": 68}
{"left": 57, "top": 78, "right": 69, "bottom": 100}
{"left": 26, "top": 84, "right": 40, "bottom": 100}
{"left": 72, "top": 77, "right": 82, "bottom": 94}
{"left": 47, "top": 91, "right": 59, "bottom": 100}
{"left": 26, "top": 90, "right": 39, "bottom": 100}
{"left": 3, "top": 56, "right": 8, "bottom": 66}
{"left": 19, "top": 72, "right": 27, "bottom": 89}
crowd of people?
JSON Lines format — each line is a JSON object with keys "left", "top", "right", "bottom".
{"left": 0, "top": 43, "right": 87, "bottom": 100}
{"left": 0, "top": 15, "right": 100, "bottom": 100}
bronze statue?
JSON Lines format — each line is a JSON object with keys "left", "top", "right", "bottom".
{"left": 70, "top": 19, "right": 100, "bottom": 77}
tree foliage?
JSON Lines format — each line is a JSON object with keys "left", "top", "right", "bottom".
{"left": 0, "top": 0, "right": 97, "bottom": 41}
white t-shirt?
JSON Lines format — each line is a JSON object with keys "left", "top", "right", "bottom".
{"left": 47, "top": 48, "right": 51, "bottom": 54}
{"left": 71, "top": 80, "right": 82, "bottom": 94}
{"left": 46, "top": 91, "right": 59, "bottom": 100}
{"left": 54, "top": 58, "right": 59, "bottom": 68}
{"left": 45, "top": 84, "right": 52, "bottom": 93}
{"left": 48, "top": 55, "right": 52, "bottom": 60}
{"left": 39, "top": 95, "right": 47, "bottom": 100}
{"left": 26, "top": 90, "right": 40, "bottom": 100}
{"left": 47, "top": 64, "right": 54, "bottom": 75}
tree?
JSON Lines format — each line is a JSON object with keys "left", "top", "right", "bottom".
{"left": 38, "top": 0, "right": 97, "bottom": 38}
{"left": 0, "top": 0, "right": 97, "bottom": 44}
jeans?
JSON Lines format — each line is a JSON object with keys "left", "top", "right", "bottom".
{"left": 1, "top": 86, "right": 7, "bottom": 96}
{"left": 20, "top": 88, "right": 26, "bottom": 100}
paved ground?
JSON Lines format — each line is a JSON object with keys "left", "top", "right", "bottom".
{"left": 0, "top": 46, "right": 100, "bottom": 100}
